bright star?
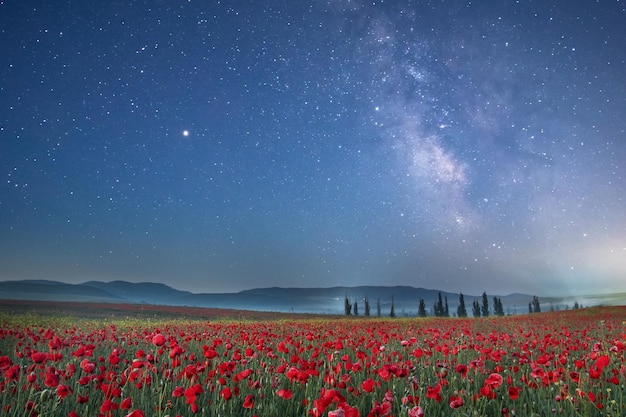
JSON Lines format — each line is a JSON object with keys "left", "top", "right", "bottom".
{"left": 182, "top": 130, "right": 189, "bottom": 137}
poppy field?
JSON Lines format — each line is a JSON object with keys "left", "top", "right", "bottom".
{"left": 1, "top": 306, "right": 624, "bottom": 417}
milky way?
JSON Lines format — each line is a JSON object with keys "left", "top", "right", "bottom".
{"left": 1, "top": 1, "right": 625, "bottom": 296}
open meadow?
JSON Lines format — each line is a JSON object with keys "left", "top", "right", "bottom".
{"left": 1, "top": 302, "right": 624, "bottom": 417}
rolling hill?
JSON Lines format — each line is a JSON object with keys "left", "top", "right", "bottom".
{"left": 0, "top": 279, "right": 618, "bottom": 315}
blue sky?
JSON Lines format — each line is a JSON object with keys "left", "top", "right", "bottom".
{"left": 1, "top": 0, "right": 625, "bottom": 297}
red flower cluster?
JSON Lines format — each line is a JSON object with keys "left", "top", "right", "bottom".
{"left": 0, "top": 306, "right": 624, "bottom": 417}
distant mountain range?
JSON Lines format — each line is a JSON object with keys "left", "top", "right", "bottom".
{"left": 1, "top": 279, "right": 622, "bottom": 315}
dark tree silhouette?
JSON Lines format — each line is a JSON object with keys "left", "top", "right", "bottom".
{"left": 390, "top": 294, "right": 396, "bottom": 318}
{"left": 364, "top": 297, "right": 370, "bottom": 317}
{"left": 493, "top": 297, "right": 505, "bottom": 316}
{"left": 457, "top": 293, "right": 467, "bottom": 317}
{"left": 344, "top": 295, "right": 352, "bottom": 316}
{"left": 481, "top": 292, "right": 490, "bottom": 317}
{"left": 530, "top": 295, "right": 541, "bottom": 313}
{"left": 444, "top": 296, "right": 449, "bottom": 317}
{"left": 472, "top": 300, "right": 481, "bottom": 317}
{"left": 376, "top": 298, "right": 381, "bottom": 317}
{"left": 418, "top": 299, "right": 427, "bottom": 317}
{"left": 434, "top": 292, "right": 445, "bottom": 317}
{"left": 353, "top": 300, "right": 359, "bottom": 316}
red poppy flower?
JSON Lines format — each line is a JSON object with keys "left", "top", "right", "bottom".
{"left": 480, "top": 385, "right": 496, "bottom": 399}
{"left": 328, "top": 409, "right": 345, "bottom": 417}
{"left": 328, "top": 401, "right": 360, "bottom": 417}
{"left": 277, "top": 388, "right": 293, "bottom": 400}
{"left": 203, "top": 346, "right": 218, "bottom": 359}
{"left": 368, "top": 401, "right": 391, "bottom": 417}
{"left": 184, "top": 384, "right": 203, "bottom": 404}
{"left": 56, "top": 384, "right": 71, "bottom": 399}
{"left": 44, "top": 371, "right": 60, "bottom": 388}
{"left": 402, "top": 395, "right": 420, "bottom": 406}
{"left": 426, "top": 383, "right": 442, "bottom": 403}
{"left": 361, "top": 378, "right": 376, "bottom": 393}
{"left": 151, "top": 333, "right": 165, "bottom": 347}
{"left": 507, "top": 386, "right": 521, "bottom": 401}
{"left": 286, "top": 366, "right": 300, "bottom": 381}
{"left": 169, "top": 345, "right": 184, "bottom": 358}
{"left": 234, "top": 368, "right": 253, "bottom": 382}
{"left": 408, "top": 406, "right": 424, "bottom": 417}
{"left": 338, "top": 403, "right": 360, "bottom": 417}
{"left": 121, "top": 397, "right": 132, "bottom": 409}
{"left": 31, "top": 351, "right": 48, "bottom": 364}
{"left": 220, "top": 387, "right": 232, "bottom": 401}
{"left": 312, "top": 389, "right": 345, "bottom": 416}
{"left": 449, "top": 395, "right": 464, "bottom": 409}
{"left": 454, "top": 364, "right": 468, "bottom": 377}
{"left": 25, "top": 400, "right": 35, "bottom": 412}
{"left": 589, "top": 355, "right": 609, "bottom": 379}
{"left": 79, "top": 359, "right": 95, "bottom": 373}
{"left": 485, "top": 373, "right": 503, "bottom": 388}
{"left": 47, "top": 336, "right": 62, "bottom": 350}
{"left": 243, "top": 394, "right": 254, "bottom": 409}
{"left": 100, "top": 399, "right": 119, "bottom": 413}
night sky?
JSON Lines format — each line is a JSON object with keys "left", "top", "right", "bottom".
{"left": 1, "top": 1, "right": 625, "bottom": 297}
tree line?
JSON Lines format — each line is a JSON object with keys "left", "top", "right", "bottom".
{"left": 343, "top": 291, "right": 560, "bottom": 317}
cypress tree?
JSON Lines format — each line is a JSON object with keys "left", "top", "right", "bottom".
{"left": 481, "top": 292, "right": 490, "bottom": 317}
{"left": 457, "top": 293, "right": 467, "bottom": 317}
{"left": 531, "top": 296, "right": 541, "bottom": 313}
{"left": 418, "top": 299, "right": 427, "bottom": 317}
{"left": 344, "top": 295, "right": 352, "bottom": 316}
{"left": 472, "top": 300, "right": 481, "bottom": 317}
{"left": 434, "top": 292, "right": 444, "bottom": 317}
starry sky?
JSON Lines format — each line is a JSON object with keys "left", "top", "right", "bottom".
{"left": 1, "top": 0, "right": 625, "bottom": 297}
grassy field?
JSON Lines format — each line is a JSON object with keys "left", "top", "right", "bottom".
{"left": 1, "top": 302, "right": 624, "bottom": 417}
{"left": 0, "top": 299, "right": 325, "bottom": 321}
